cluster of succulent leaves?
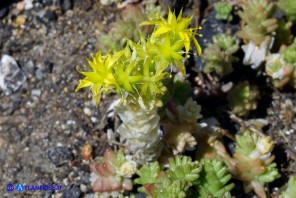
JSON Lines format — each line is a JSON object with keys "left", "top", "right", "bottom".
{"left": 266, "top": 38, "right": 296, "bottom": 88}
{"left": 227, "top": 81, "right": 260, "bottom": 117}
{"left": 76, "top": 9, "right": 201, "bottom": 107}
{"left": 211, "top": 130, "right": 280, "bottom": 198}
{"left": 202, "top": 34, "right": 239, "bottom": 76}
{"left": 234, "top": 132, "right": 280, "bottom": 194}
{"left": 135, "top": 156, "right": 233, "bottom": 198}
{"left": 193, "top": 159, "right": 234, "bottom": 198}
{"left": 90, "top": 148, "right": 136, "bottom": 193}
{"left": 237, "top": 0, "right": 278, "bottom": 45}
{"left": 214, "top": 2, "right": 233, "bottom": 22}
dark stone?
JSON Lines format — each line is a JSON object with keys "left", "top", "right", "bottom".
{"left": 41, "top": 0, "right": 54, "bottom": 6}
{"left": 47, "top": 146, "right": 74, "bottom": 167}
{"left": 79, "top": 164, "right": 90, "bottom": 173}
{"left": 44, "top": 59, "right": 54, "bottom": 73}
{"left": 62, "top": 184, "right": 81, "bottom": 198}
{"left": 0, "top": 6, "right": 9, "bottom": 19}
{"left": 60, "top": 0, "right": 73, "bottom": 12}
{"left": 44, "top": 10, "right": 58, "bottom": 21}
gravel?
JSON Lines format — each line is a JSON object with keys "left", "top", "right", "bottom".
{"left": 0, "top": 0, "right": 113, "bottom": 196}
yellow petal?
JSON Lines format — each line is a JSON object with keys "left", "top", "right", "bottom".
{"left": 75, "top": 79, "right": 93, "bottom": 92}
{"left": 154, "top": 26, "right": 171, "bottom": 36}
{"left": 179, "top": 32, "right": 190, "bottom": 53}
{"left": 193, "top": 37, "right": 202, "bottom": 55}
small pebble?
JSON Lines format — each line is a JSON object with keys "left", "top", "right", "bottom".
{"left": 60, "top": 0, "right": 73, "bottom": 12}
{"left": 81, "top": 144, "right": 93, "bottom": 160}
{"left": 35, "top": 68, "right": 44, "bottom": 79}
{"left": 62, "top": 184, "right": 81, "bottom": 198}
{"left": 44, "top": 10, "right": 58, "bottom": 21}
{"left": 16, "top": 1, "right": 25, "bottom": 11}
{"left": 14, "top": 15, "right": 26, "bottom": 27}
{"left": 83, "top": 107, "right": 92, "bottom": 117}
{"left": 31, "top": 89, "right": 41, "bottom": 99}
{"left": 24, "top": 0, "right": 34, "bottom": 10}
{"left": 48, "top": 146, "right": 74, "bottom": 167}
{"left": 80, "top": 184, "right": 87, "bottom": 192}
{"left": 90, "top": 116, "right": 97, "bottom": 123}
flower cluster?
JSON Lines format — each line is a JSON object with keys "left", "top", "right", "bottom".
{"left": 76, "top": 9, "right": 202, "bottom": 107}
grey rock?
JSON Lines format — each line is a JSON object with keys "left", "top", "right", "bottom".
{"left": 31, "top": 89, "right": 41, "bottom": 99}
{"left": 60, "top": 0, "right": 73, "bottom": 11}
{"left": 47, "top": 146, "right": 73, "bottom": 167}
{"left": 62, "top": 184, "right": 81, "bottom": 198}
{"left": 38, "top": 10, "right": 46, "bottom": 18}
{"left": 23, "top": 58, "right": 35, "bottom": 78}
{"left": 0, "top": 55, "right": 27, "bottom": 95}
{"left": 35, "top": 68, "right": 44, "bottom": 79}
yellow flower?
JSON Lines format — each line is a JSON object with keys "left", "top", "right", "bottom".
{"left": 75, "top": 50, "right": 125, "bottom": 105}
{"left": 141, "top": 9, "right": 202, "bottom": 55}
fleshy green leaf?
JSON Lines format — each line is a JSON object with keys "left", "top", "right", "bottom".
{"left": 195, "top": 159, "right": 234, "bottom": 198}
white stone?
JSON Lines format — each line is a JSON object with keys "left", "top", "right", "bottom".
{"left": 0, "top": 55, "right": 27, "bottom": 95}
{"left": 24, "top": 0, "right": 34, "bottom": 10}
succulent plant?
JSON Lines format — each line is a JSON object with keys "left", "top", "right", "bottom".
{"left": 202, "top": 34, "right": 239, "bottom": 76}
{"left": 214, "top": 2, "right": 233, "bottom": 22}
{"left": 135, "top": 156, "right": 201, "bottom": 198}
{"left": 265, "top": 54, "right": 294, "bottom": 88}
{"left": 237, "top": 0, "right": 278, "bottom": 68}
{"left": 281, "top": 176, "right": 296, "bottom": 198}
{"left": 211, "top": 132, "right": 280, "bottom": 198}
{"left": 227, "top": 81, "right": 260, "bottom": 117}
{"left": 278, "top": 0, "right": 296, "bottom": 23}
{"left": 76, "top": 8, "right": 202, "bottom": 166}
{"left": 89, "top": 148, "right": 137, "bottom": 195}
{"left": 282, "top": 38, "right": 296, "bottom": 64}
{"left": 265, "top": 38, "right": 296, "bottom": 88}
{"left": 194, "top": 159, "right": 234, "bottom": 198}
{"left": 237, "top": 0, "right": 278, "bottom": 45}
{"left": 164, "top": 98, "right": 202, "bottom": 154}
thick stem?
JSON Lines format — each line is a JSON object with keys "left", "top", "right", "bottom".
{"left": 115, "top": 102, "right": 163, "bottom": 164}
